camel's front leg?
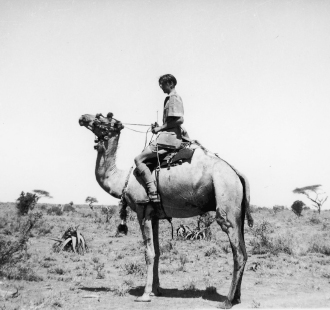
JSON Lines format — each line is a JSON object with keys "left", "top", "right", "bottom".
{"left": 135, "top": 204, "right": 155, "bottom": 302}
{"left": 150, "top": 218, "right": 161, "bottom": 296}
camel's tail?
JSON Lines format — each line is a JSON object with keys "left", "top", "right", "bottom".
{"left": 237, "top": 173, "right": 254, "bottom": 229}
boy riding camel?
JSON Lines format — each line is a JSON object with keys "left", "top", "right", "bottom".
{"left": 134, "top": 74, "right": 188, "bottom": 202}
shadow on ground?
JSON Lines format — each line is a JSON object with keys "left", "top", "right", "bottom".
{"left": 129, "top": 286, "right": 227, "bottom": 302}
{"left": 79, "top": 286, "right": 114, "bottom": 292}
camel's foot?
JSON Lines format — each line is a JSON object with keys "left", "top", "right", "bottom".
{"left": 218, "top": 299, "right": 232, "bottom": 309}
{"left": 135, "top": 293, "right": 151, "bottom": 302}
{"left": 150, "top": 287, "right": 162, "bottom": 297}
{"left": 232, "top": 297, "right": 241, "bottom": 305}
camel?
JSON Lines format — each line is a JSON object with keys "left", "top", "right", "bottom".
{"left": 78, "top": 112, "right": 254, "bottom": 309}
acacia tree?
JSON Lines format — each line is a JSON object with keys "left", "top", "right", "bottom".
{"left": 293, "top": 185, "right": 328, "bottom": 214}
{"left": 33, "top": 190, "right": 53, "bottom": 200}
{"left": 86, "top": 196, "right": 98, "bottom": 210}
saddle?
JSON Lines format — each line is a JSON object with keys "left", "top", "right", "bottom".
{"left": 146, "top": 143, "right": 195, "bottom": 171}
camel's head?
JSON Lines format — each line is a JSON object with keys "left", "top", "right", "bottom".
{"left": 79, "top": 112, "right": 124, "bottom": 151}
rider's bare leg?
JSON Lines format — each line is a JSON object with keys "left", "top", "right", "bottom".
{"left": 134, "top": 146, "right": 160, "bottom": 202}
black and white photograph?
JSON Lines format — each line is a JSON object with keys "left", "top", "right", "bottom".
{"left": 1, "top": 0, "right": 329, "bottom": 309}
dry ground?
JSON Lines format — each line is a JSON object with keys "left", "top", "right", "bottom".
{"left": 1, "top": 202, "right": 330, "bottom": 310}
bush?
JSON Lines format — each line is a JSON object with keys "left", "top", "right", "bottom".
{"left": 160, "top": 240, "right": 174, "bottom": 254}
{"left": 101, "top": 205, "right": 116, "bottom": 222}
{"left": 47, "top": 206, "right": 63, "bottom": 216}
{"left": 123, "top": 262, "right": 145, "bottom": 276}
{"left": 249, "top": 220, "right": 274, "bottom": 255}
{"left": 63, "top": 204, "right": 76, "bottom": 212}
{"left": 309, "top": 214, "right": 322, "bottom": 225}
{"left": 16, "top": 192, "right": 39, "bottom": 215}
{"left": 2, "top": 264, "right": 43, "bottom": 281}
{"left": 308, "top": 238, "right": 330, "bottom": 255}
{"left": 205, "top": 246, "right": 218, "bottom": 257}
{"left": 273, "top": 205, "right": 285, "bottom": 214}
{"left": 0, "top": 213, "right": 42, "bottom": 267}
{"left": 291, "top": 200, "right": 304, "bottom": 217}
{"left": 270, "top": 233, "right": 294, "bottom": 255}
{"left": 250, "top": 221, "right": 295, "bottom": 255}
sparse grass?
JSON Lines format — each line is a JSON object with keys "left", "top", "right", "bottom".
{"left": 123, "top": 262, "right": 145, "bottom": 276}
{"left": 179, "top": 253, "right": 188, "bottom": 267}
{"left": 3, "top": 264, "right": 43, "bottom": 281}
{"left": 94, "top": 262, "right": 105, "bottom": 279}
{"left": 113, "top": 283, "right": 130, "bottom": 296}
{"left": 1, "top": 202, "right": 330, "bottom": 309}
{"left": 160, "top": 240, "right": 174, "bottom": 254}
{"left": 308, "top": 237, "right": 330, "bottom": 255}
{"left": 309, "top": 214, "right": 322, "bottom": 225}
{"left": 221, "top": 244, "right": 231, "bottom": 254}
{"left": 205, "top": 246, "right": 218, "bottom": 257}
{"left": 183, "top": 278, "right": 197, "bottom": 291}
{"left": 251, "top": 299, "right": 261, "bottom": 308}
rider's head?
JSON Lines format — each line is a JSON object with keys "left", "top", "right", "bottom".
{"left": 159, "top": 74, "right": 177, "bottom": 91}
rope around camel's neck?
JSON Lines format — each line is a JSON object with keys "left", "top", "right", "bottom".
{"left": 95, "top": 134, "right": 126, "bottom": 199}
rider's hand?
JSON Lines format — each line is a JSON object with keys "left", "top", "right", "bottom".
{"left": 152, "top": 126, "right": 162, "bottom": 134}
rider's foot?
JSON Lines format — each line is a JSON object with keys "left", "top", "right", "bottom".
{"left": 148, "top": 191, "right": 160, "bottom": 203}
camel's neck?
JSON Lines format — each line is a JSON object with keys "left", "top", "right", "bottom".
{"left": 95, "top": 134, "right": 126, "bottom": 199}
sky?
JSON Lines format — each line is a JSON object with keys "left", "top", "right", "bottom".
{"left": 0, "top": 0, "right": 329, "bottom": 210}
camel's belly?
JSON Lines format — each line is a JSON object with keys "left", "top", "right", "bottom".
{"left": 156, "top": 158, "right": 216, "bottom": 217}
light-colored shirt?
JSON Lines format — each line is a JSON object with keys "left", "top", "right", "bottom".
{"left": 162, "top": 90, "right": 184, "bottom": 139}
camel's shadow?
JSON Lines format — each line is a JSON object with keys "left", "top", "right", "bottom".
{"left": 79, "top": 286, "right": 114, "bottom": 292}
{"left": 78, "top": 286, "right": 226, "bottom": 302}
{"left": 129, "top": 286, "right": 226, "bottom": 302}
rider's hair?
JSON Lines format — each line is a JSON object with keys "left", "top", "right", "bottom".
{"left": 159, "top": 74, "right": 177, "bottom": 87}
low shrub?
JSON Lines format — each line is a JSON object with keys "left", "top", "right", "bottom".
{"left": 205, "top": 246, "right": 218, "bottom": 257}
{"left": 2, "top": 264, "right": 43, "bottom": 281}
{"left": 63, "top": 204, "right": 76, "bottom": 212}
{"left": 47, "top": 206, "right": 63, "bottom": 216}
{"left": 182, "top": 278, "right": 197, "bottom": 291}
{"left": 249, "top": 220, "right": 274, "bottom": 254}
{"left": 179, "top": 254, "right": 188, "bottom": 267}
{"left": 273, "top": 205, "right": 285, "bottom": 214}
{"left": 0, "top": 212, "right": 42, "bottom": 267}
{"left": 270, "top": 233, "right": 294, "bottom": 255}
{"left": 123, "top": 262, "right": 145, "bottom": 276}
{"left": 308, "top": 238, "right": 330, "bottom": 255}
{"left": 309, "top": 214, "right": 322, "bottom": 225}
{"left": 160, "top": 240, "right": 174, "bottom": 254}
{"left": 113, "top": 283, "right": 130, "bottom": 296}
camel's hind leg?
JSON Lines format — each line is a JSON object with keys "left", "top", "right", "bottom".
{"left": 213, "top": 168, "right": 247, "bottom": 308}
{"left": 216, "top": 208, "right": 247, "bottom": 309}
{"left": 135, "top": 204, "right": 157, "bottom": 302}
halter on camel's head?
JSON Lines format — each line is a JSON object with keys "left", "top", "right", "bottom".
{"left": 79, "top": 112, "right": 124, "bottom": 151}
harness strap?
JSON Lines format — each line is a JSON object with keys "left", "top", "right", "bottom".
{"left": 120, "top": 166, "right": 134, "bottom": 204}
